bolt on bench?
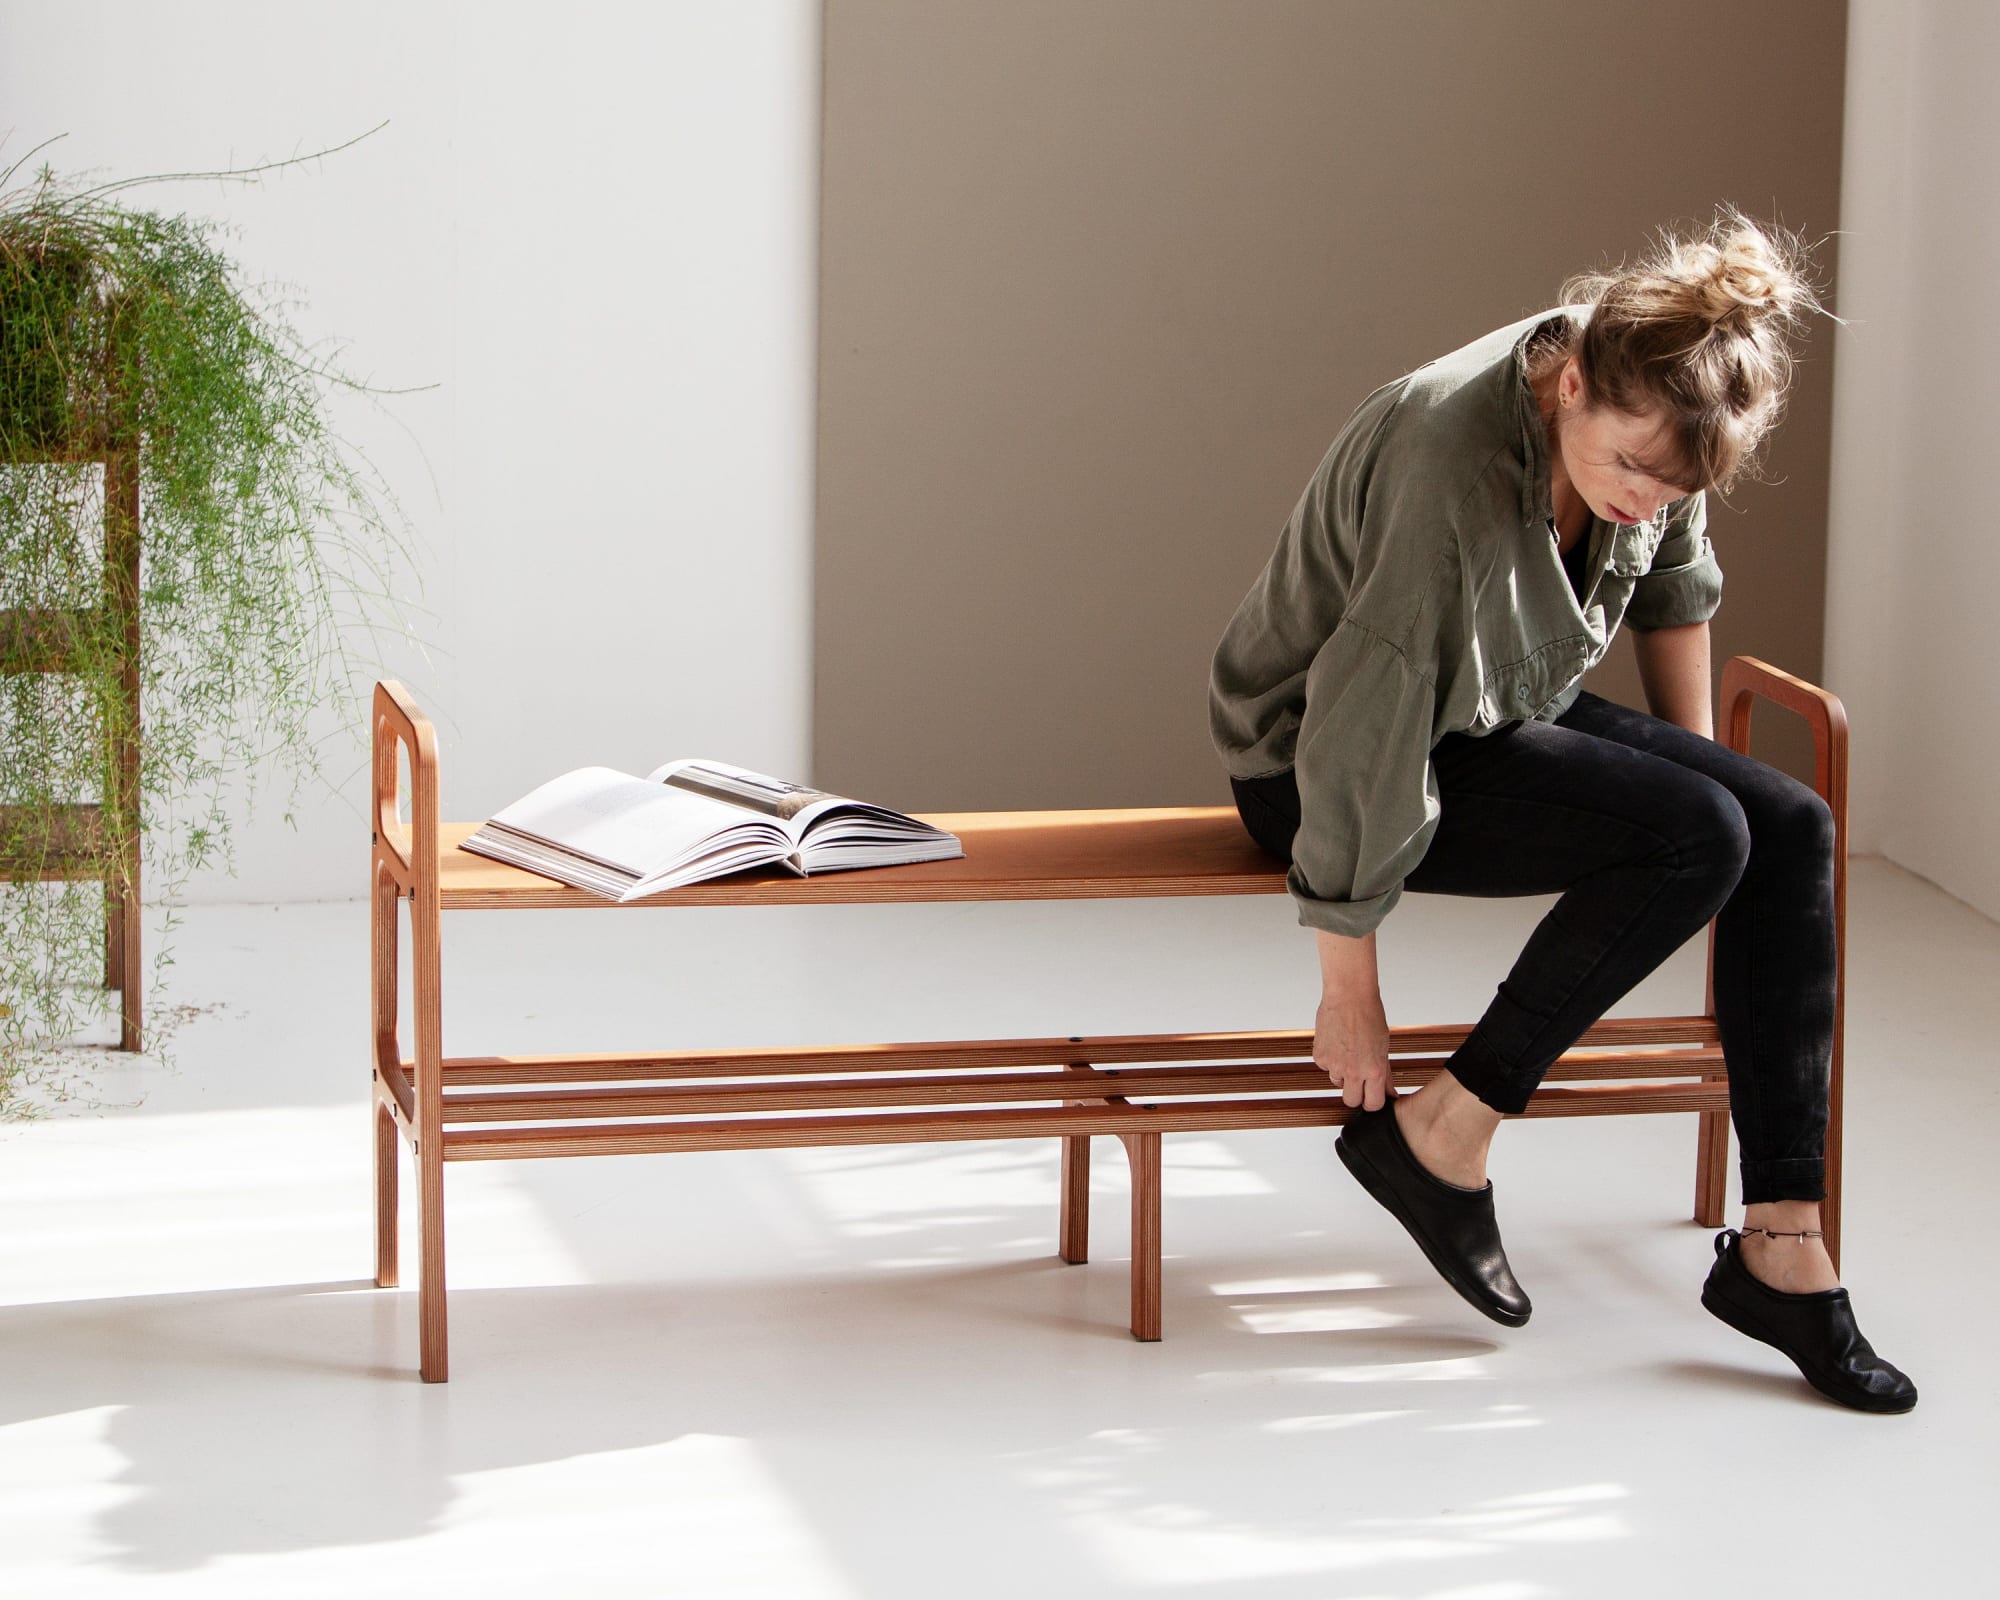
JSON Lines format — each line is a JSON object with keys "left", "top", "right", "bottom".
{"left": 370, "top": 657, "right": 1849, "bottom": 1382}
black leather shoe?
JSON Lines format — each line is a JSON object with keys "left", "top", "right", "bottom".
{"left": 1700, "top": 1228, "right": 1918, "bottom": 1413}
{"left": 1335, "top": 1097, "right": 1531, "bottom": 1327}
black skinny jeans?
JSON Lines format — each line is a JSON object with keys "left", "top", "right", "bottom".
{"left": 1230, "top": 689, "right": 1835, "bottom": 1204}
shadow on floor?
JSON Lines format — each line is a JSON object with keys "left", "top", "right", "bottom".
{"left": 3, "top": 1262, "right": 1538, "bottom": 1588}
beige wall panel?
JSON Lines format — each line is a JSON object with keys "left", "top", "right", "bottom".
{"left": 818, "top": 0, "right": 1847, "bottom": 807}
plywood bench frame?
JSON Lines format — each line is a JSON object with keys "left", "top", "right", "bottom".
{"left": 369, "top": 656, "right": 1847, "bottom": 1382}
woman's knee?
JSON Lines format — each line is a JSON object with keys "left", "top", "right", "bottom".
{"left": 1668, "top": 776, "right": 1753, "bottom": 886}
{"left": 1743, "top": 776, "right": 1835, "bottom": 863}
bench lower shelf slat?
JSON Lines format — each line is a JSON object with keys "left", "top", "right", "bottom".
{"left": 425, "top": 1047, "right": 1726, "bottom": 1124}
{"left": 439, "top": 1082, "right": 1732, "bottom": 1160}
{"left": 424, "top": 1016, "right": 1723, "bottom": 1086}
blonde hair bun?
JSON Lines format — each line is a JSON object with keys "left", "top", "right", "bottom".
{"left": 1673, "top": 216, "right": 1813, "bottom": 329}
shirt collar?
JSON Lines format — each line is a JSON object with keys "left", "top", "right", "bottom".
{"left": 1512, "top": 308, "right": 1586, "bottom": 528}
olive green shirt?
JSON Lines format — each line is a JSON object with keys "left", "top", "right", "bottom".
{"left": 1207, "top": 308, "right": 1724, "bottom": 937}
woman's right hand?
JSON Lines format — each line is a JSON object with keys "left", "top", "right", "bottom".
{"left": 1314, "top": 928, "right": 1391, "bottom": 1109}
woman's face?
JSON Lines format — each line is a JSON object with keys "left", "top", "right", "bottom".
{"left": 1555, "top": 358, "right": 1690, "bottom": 525}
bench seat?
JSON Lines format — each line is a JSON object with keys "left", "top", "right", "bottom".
{"left": 430, "top": 808, "right": 1291, "bottom": 909}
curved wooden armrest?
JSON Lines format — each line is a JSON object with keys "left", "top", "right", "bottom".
{"left": 372, "top": 679, "right": 440, "bottom": 895}
{"left": 1717, "top": 655, "right": 1849, "bottom": 824}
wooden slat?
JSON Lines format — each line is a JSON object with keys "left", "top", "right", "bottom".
{"left": 0, "top": 803, "right": 109, "bottom": 877}
{"left": 436, "top": 1047, "right": 1727, "bottom": 1125}
{"left": 430, "top": 1015, "right": 1722, "bottom": 1085}
{"left": 434, "top": 808, "right": 1289, "bottom": 909}
{"left": 0, "top": 435, "right": 109, "bottom": 465}
{"left": 442, "top": 1066, "right": 1319, "bottom": 1122}
{"left": 441, "top": 1081, "right": 1732, "bottom": 1161}
{"left": 0, "top": 607, "right": 93, "bottom": 673}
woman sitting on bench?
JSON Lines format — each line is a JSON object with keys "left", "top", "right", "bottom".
{"left": 1207, "top": 209, "right": 1916, "bottom": 1413}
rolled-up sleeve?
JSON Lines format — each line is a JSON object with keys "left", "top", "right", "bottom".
{"left": 1286, "top": 618, "right": 1443, "bottom": 937}
{"left": 1626, "top": 492, "right": 1723, "bottom": 631}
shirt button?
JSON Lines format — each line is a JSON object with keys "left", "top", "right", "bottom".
{"left": 1515, "top": 686, "right": 1532, "bottom": 703}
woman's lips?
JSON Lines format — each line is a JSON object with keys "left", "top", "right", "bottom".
{"left": 1609, "top": 503, "right": 1637, "bottom": 523}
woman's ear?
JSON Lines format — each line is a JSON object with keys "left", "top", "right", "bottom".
{"left": 1559, "top": 357, "right": 1584, "bottom": 410}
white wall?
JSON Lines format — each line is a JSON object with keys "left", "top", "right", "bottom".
{"left": 1826, "top": 0, "right": 2000, "bottom": 920}
{"left": 0, "top": 0, "right": 821, "bottom": 903}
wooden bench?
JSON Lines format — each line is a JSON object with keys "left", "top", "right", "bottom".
{"left": 370, "top": 657, "right": 1849, "bottom": 1382}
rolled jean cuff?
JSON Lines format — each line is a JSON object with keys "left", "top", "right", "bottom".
{"left": 1444, "top": 1034, "right": 1535, "bottom": 1117}
{"left": 1739, "top": 1157, "right": 1827, "bottom": 1206}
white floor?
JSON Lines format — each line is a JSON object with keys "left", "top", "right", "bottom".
{"left": 2, "top": 856, "right": 1993, "bottom": 1599}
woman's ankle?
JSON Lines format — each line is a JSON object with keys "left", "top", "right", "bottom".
{"left": 1738, "top": 1201, "right": 1841, "bottom": 1294}
{"left": 1397, "top": 1072, "right": 1502, "bottom": 1187}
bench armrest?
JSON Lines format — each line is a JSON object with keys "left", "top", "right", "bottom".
{"left": 1717, "top": 655, "right": 1849, "bottom": 824}
{"left": 372, "top": 679, "right": 440, "bottom": 898}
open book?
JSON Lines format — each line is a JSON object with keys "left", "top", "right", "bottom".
{"left": 458, "top": 758, "right": 963, "bottom": 901}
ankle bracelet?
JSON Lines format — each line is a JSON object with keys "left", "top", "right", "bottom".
{"left": 1740, "top": 1226, "right": 1824, "bottom": 1243}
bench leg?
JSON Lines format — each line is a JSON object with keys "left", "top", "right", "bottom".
{"left": 418, "top": 1135, "right": 448, "bottom": 1382}
{"left": 413, "top": 885, "right": 448, "bottom": 1384}
{"left": 1059, "top": 1135, "right": 1091, "bottom": 1263}
{"left": 1694, "top": 924, "right": 1728, "bottom": 1229}
{"left": 372, "top": 858, "right": 402, "bottom": 1289}
{"left": 374, "top": 1096, "right": 401, "bottom": 1289}
{"left": 392, "top": 840, "right": 449, "bottom": 1384}
{"left": 1118, "top": 1131, "right": 1162, "bottom": 1342}
{"left": 1693, "top": 1091, "right": 1729, "bottom": 1228}
{"left": 1058, "top": 1061, "right": 1093, "bottom": 1263}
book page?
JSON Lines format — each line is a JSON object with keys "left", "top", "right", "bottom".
{"left": 644, "top": 757, "right": 956, "bottom": 854}
{"left": 491, "top": 767, "right": 750, "bottom": 875}
{"left": 648, "top": 758, "right": 841, "bottom": 825}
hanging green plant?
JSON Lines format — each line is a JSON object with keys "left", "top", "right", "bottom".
{"left": 0, "top": 142, "right": 420, "bottom": 1114}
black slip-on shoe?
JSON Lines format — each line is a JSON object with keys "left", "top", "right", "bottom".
{"left": 1335, "top": 1097, "right": 1531, "bottom": 1327}
{"left": 1700, "top": 1228, "right": 1918, "bottom": 1414}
